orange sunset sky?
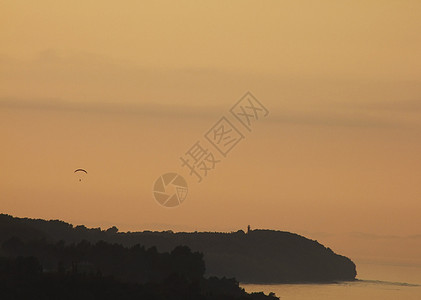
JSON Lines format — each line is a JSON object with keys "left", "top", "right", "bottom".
{"left": 1, "top": 1, "right": 421, "bottom": 265}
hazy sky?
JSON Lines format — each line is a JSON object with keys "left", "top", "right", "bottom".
{"left": 1, "top": 1, "right": 420, "bottom": 264}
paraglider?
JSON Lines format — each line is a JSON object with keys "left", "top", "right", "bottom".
{"left": 74, "top": 169, "right": 87, "bottom": 182}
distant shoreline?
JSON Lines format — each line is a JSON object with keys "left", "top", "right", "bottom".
{"left": 0, "top": 213, "right": 357, "bottom": 284}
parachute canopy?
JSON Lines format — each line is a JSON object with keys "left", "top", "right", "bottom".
{"left": 74, "top": 169, "right": 87, "bottom": 182}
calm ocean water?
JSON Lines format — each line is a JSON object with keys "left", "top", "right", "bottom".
{"left": 241, "top": 262, "right": 421, "bottom": 300}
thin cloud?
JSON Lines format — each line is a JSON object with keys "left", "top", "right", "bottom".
{"left": 0, "top": 97, "right": 222, "bottom": 120}
{"left": 1, "top": 50, "right": 420, "bottom": 130}
{"left": 339, "top": 99, "right": 421, "bottom": 113}
{"left": 1, "top": 97, "right": 418, "bottom": 130}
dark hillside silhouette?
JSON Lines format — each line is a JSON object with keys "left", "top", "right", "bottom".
{"left": 0, "top": 214, "right": 356, "bottom": 283}
{"left": 0, "top": 255, "right": 277, "bottom": 300}
{"left": 1, "top": 238, "right": 205, "bottom": 284}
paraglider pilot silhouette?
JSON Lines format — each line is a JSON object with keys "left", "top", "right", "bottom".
{"left": 74, "top": 169, "right": 87, "bottom": 182}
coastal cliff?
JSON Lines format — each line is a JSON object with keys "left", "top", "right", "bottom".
{"left": 0, "top": 214, "right": 356, "bottom": 283}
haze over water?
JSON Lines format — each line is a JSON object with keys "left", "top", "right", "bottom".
{"left": 243, "top": 263, "right": 421, "bottom": 300}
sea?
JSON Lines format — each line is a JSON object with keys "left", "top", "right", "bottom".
{"left": 241, "top": 261, "right": 421, "bottom": 300}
